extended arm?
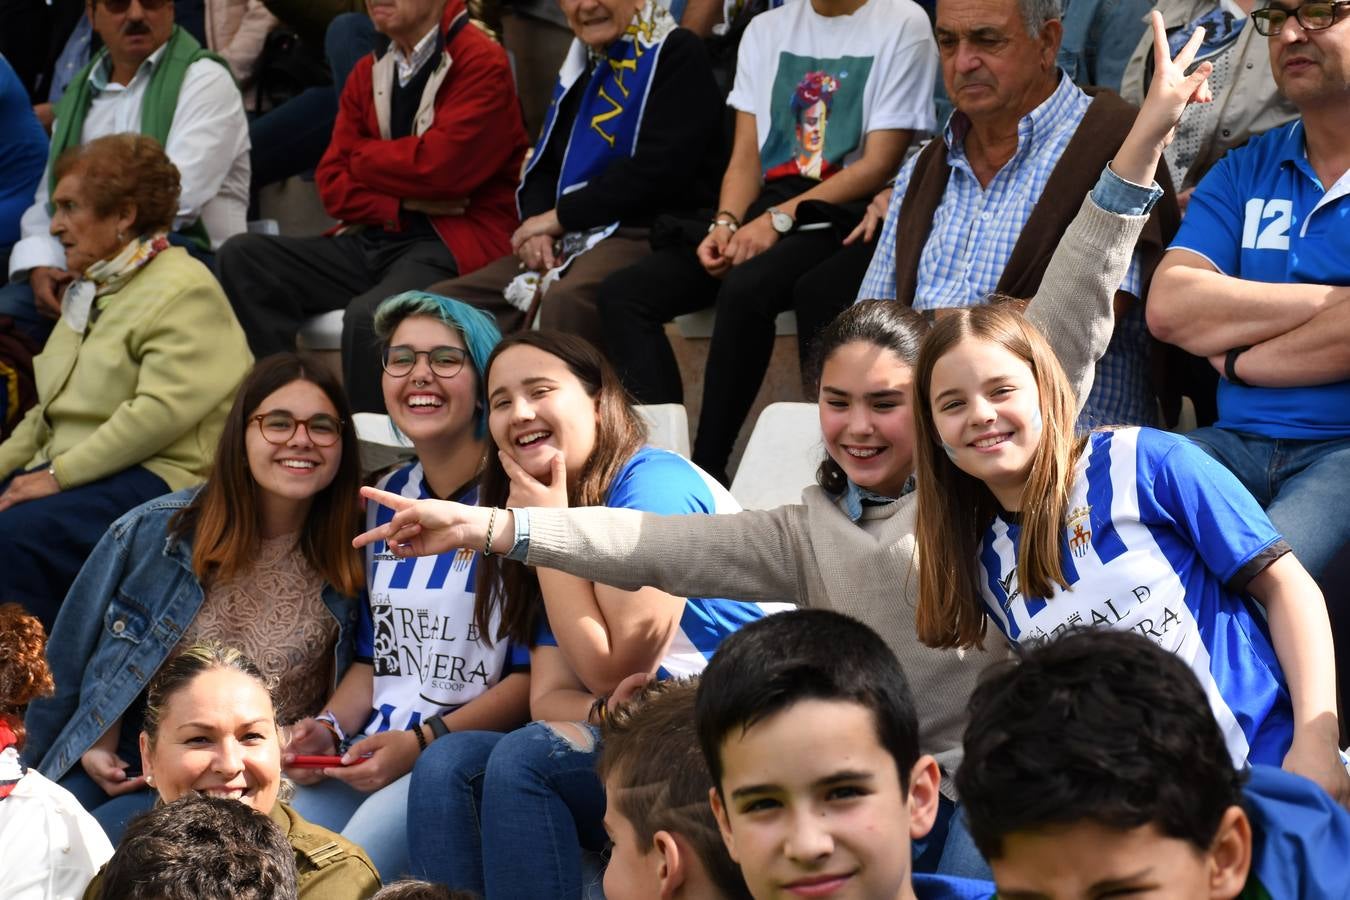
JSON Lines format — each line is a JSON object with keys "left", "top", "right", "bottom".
{"left": 351, "top": 486, "right": 811, "bottom": 605}
{"left": 1246, "top": 554, "right": 1350, "bottom": 806}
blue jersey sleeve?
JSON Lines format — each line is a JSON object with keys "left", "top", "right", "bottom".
{"left": 604, "top": 448, "right": 716, "bottom": 515}
{"left": 1169, "top": 153, "right": 1244, "bottom": 276}
{"left": 1139, "top": 433, "right": 1283, "bottom": 586}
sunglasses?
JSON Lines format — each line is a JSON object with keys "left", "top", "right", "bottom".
{"left": 98, "top": 0, "right": 171, "bottom": 14}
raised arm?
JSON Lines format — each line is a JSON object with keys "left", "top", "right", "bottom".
{"left": 1028, "top": 11, "right": 1215, "bottom": 409}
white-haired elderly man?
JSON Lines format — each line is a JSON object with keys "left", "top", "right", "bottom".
{"left": 857, "top": 0, "right": 1180, "bottom": 429}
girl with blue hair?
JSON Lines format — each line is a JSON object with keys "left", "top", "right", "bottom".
{"left": 282, "top": 292, "right": 531, "bottom": 880}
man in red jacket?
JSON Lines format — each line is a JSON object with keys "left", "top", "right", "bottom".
{"left": 217, "top": 0, "right": 527, "bottom": 412}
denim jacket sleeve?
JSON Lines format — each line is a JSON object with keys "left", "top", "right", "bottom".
{"left": 25, "top": 490, "right": 205, "bottom": 782}
{"left": 23, "top": 514, "right": 138, "bottom": 773}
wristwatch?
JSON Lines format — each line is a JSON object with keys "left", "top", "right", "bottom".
{"left": 767, "top": 206, "right": 795, "bottom": 234}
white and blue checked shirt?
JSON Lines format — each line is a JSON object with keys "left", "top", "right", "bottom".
{"left": 856, "top": 73, "right": 1155, "bottom": 427}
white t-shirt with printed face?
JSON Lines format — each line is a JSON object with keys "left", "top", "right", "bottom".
{"left": 727, "top": 0, "right": 938, "bottom": 182}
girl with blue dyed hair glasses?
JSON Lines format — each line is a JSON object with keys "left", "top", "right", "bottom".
{"left": 282, "top": 292, "right": 532, "bottom": 880}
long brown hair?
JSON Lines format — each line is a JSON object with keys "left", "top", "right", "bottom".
{"left": 169, "top": 354, "right": 364, "bottom": 596}
{"left": 912, "top": 306, "right": 1084, "bottom": 649}
{"left": 0, "top": 604, "right": 55, "bottom": 750}
{"left": 474, "top": 332, "right": 647, "bottom": 647}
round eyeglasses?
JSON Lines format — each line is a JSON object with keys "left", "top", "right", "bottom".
{"left": 252, "top": 411, "right": 343, "bottom": 447}
{"left": 381, "top": 345, "right": 468, "bottom": 378}
{"left": 1251, "top": 1, "right": 1350, "bottom": 35}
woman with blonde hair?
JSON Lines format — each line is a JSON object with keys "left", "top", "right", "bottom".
{"left": 79, "top": 643, "right": 381, "bottom": 899}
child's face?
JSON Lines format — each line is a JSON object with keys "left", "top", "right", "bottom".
{"left": 928, "top": 337, "right": 1042, "bottom": 510}
{"left": 988, "top": 815, "right": 1251, "bottom": 900}
{"left": 818, "top": 341, "right": 917, "bottom": 498}
{"left": 710, "top": 699, "right": 938, "bottom": 900}
{"left": 601, "top": 774, "right": 666, "bottom": 900}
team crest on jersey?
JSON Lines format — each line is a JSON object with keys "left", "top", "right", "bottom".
{"left": 1067, "top": 505, "right": 1093, "bottom": 559}
{"left": 452, "top": 548, "right": 474, "bottom": 572}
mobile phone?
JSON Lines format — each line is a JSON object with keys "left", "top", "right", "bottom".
{"left": 289, "top": 754, "right": 367, "bottom": 768}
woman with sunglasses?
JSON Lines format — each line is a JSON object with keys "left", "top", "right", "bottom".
{"left": 281, "top": 292, "right": 531, "bottom": 882}
{"left": 23, "top": 353, "right": 366, "bottom": 845}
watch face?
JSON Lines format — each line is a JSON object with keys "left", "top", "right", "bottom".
{"left": 770, "top": 210, "right": 793, "bottom": 233}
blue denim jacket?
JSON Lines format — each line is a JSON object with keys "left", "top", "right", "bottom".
{"left": 23, "top": 488, "right": 361, "bottom": 781}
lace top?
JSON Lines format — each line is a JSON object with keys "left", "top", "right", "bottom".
{"left": 178, "top": 533, "right": 337, "bottom": 724}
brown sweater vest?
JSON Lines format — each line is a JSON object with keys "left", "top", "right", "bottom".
{"left": 891, "top": 89, "right": 1180, "bottom": 307}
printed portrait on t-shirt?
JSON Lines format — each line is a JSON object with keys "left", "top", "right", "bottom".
{"left": 761, "top": 53, "right": 871, "bottom": 182}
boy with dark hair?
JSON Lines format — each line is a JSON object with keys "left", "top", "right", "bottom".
{"left": 598, "top": 678, "right": 752, "bottom": 900}
{"left": 695, "top": 609, "right": 994, "bottom": 900}
{"left": 958, "top": 628, "right": 1350, "bottom": 899}
{"left": 99, "top": 794, "right": 298, "bottom": 900}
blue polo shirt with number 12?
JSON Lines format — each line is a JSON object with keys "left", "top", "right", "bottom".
{"left": 1170, "top": 120, "right": 1350, "bottom": 440}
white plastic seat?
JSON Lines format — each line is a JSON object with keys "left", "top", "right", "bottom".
{"left": 298, "top": 309, "right": 345, "bottom": 352}
{"left": 635, "top": 403, "right": 691, "bottom": 458}
{"left": 729, "top": 402, "right": 821, "bottom": 510}
{"left": 353, "top": 412, "right": 414, "bottom": 474}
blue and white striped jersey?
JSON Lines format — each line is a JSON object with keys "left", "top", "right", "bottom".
{"left": 358, "top": 462, "right": 527, "bottom": 735}
{"left": 536, "top": 447, "right": 791, "bottom": 678}
{"left": 977, "top": 428, "right": 1294, "bottom": 769}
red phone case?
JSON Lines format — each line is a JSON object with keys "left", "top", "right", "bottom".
{"left": 290, "top": 755, "right": 349, "bottom": 768}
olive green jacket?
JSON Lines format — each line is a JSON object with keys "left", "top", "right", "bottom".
{"left": 0, "top": 248, "right": 251, "bottom": 491}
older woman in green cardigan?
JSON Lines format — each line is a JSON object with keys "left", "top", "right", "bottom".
{"left": 0, "top": 134, "right": 252, "bottom": 628}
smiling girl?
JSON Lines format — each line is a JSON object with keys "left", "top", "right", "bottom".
{"left": 282, "top": 292, "right": 530, "bottom": 881}
{"left": 23, "top": 354, "right": 365, "bottom": 843}
{"left": 912, "top": 305, "right": 1350, "bottom": 806}
{"left": 395, "top": 330, "right": 784, "bottom": 897}
{"left": 356, "top": 13, "right": 1224, "bottom": 871}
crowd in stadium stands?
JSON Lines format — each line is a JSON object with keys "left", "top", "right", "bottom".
{"left": 1, "top": 0, "right": 1349, "bottom": 896}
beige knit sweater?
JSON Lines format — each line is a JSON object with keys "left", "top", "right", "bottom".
{"left": 524, "top": 194, "right": 1146, "bottom": 795}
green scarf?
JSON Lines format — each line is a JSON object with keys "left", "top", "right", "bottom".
{"left": 48, "top": 26, "right": 229, "bottom": 252}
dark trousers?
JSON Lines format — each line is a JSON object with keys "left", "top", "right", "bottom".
{"left": 215, "top": 230, "right": 459, "bottom": 413}
{"left": 597, "top": 229, "right": 860, "bottom": 479}
{"left": 429, "top": 229, "right": 654, "bottom": 346}
{"left": 0, "top": 464, "right": 168, "bottom": 629}
{"left": 248, "top": 12, "right": 376, "bottom": 191}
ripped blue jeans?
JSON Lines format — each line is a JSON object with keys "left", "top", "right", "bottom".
{"left": 406, "top": 721, "right": 607, "bottom": 898}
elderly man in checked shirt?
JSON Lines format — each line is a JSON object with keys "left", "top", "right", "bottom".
{"left": 856, "top": 0, "right": 1180, "bottom": 427}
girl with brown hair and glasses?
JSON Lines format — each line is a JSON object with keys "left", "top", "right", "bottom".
{"left": 23, "top": 352, "right": 366, "bottom": 843}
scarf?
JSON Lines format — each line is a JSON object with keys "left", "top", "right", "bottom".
{"left": 0, "top": 720, "right": 24, "bottom": 801}
{"left": 506, "top": 2, "right": 677, "bottom": 311}
{"left": 62, "top": 232, "right": 171, "bottom": 334}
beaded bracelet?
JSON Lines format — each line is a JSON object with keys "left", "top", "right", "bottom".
{"left": 409, "top": 722, "right": 428, "bottom": 753}
{"left": 483, "top": 506, "right": 499, "bottom": 557}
